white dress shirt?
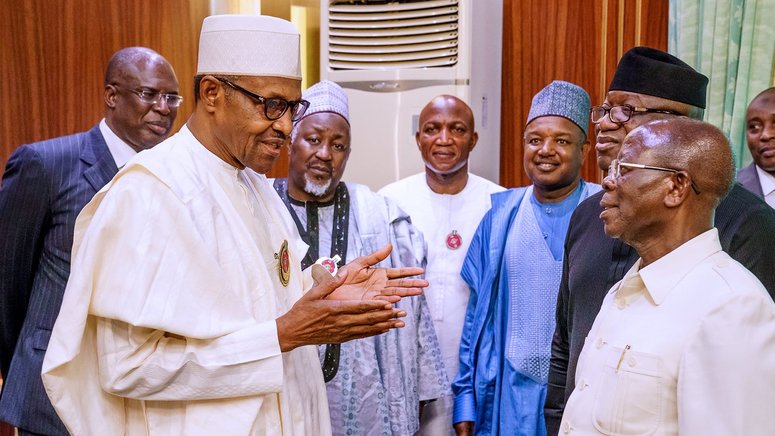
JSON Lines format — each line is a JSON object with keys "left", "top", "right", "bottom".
{"left": 99, "top": 118, "right": 138, "bottom": 168}
{"left": 561, "top": 229, "right": 775, "bottom": 435}
{"left": 755, "top": 164, "right": 775, "bottom": 208}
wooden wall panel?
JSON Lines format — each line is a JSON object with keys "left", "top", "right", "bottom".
{"left": 0, "top": 0, "right": 210, "bottom": 176}
{"left": 500, "top": 0, "right": 669, "bottom": 188}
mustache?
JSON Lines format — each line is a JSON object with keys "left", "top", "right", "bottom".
{"left": 256, "top": 131, "right": 289, "bottom": 148}
{"left": 307, "top": 159, "right": 333, "bottom": 173}
{"left": 265, "top": 130, "right": 287, "bottom": 142}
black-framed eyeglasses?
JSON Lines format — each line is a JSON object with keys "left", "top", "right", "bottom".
{"left": 591, "top": 105, "right": 680, "bottom": 124}
{"left": 607, "top": 159, "right": 700, "bottom": 194}
{"left": 215, "top": 77, "right": 309, "bottom": 122}
{"left": 112, "top": 84, "right": 183, "bottom": 108}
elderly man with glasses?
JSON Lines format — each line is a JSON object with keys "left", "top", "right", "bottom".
{"left": 0, "top": 46, "right": 179, "bottom": 436}
{"left": 40, "top": 16, "right": 426, "bottom": 435}
{"left": 560, "top": 118, "right": 775, "bottom": 434}
{"left": 544, "top": 47, "right": 775, "bottom": 435}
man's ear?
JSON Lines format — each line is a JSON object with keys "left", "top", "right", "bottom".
{"left": 664, "top": 172, "right": 693, "bottom": 208}
{"left": 104, "top": 85, "right": 118, "bottom": 109}
{"left": 469, "top": 131, "right": 479, "bottom": 152}
{"left": 579, "top": 137, "right": 592, "bottom": 164}
{"left": 198, "top": 76, "right": 222, "bottom": 113}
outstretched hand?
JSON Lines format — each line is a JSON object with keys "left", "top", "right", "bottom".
{"left": 275, "top": 245, "right": 428, "bottom": 352}
{"left": 327, "top": 244, "right": 428, "bottom": 303}
{"left": 276, "top": 262, "right": 411, "bottom": 352}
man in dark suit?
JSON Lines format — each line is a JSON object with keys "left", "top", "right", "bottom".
{"left": 543, "top": 47, "right": 775, "bottom": 435}
{"left": 0, "top": 46, "right": 179, "bottom": 435}
{"left": 738, "top": 87, "right": 775, "bottom": 208}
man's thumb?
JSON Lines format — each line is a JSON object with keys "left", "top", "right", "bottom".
{"left": 309, "top": 264, "right": 346, "bottom": 298}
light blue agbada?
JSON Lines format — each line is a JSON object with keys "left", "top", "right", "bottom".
{"left": 452, "top": 181, "right": 601, "bottom": 435}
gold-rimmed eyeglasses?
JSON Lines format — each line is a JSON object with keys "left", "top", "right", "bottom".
{"left": 112, "top": 85, "right": 183, "bottom": 108}
{"left": 607, "top": 159, "right": 700, "bottom": 194}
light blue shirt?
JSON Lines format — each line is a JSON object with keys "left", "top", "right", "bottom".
{"left": 529, "top": 183, "right": 584, "bottom": 261}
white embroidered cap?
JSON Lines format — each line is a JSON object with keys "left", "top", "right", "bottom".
{"left": 292, "top": 80, "right": 350, "bottom": 141}
{"left": 197, "top": 14, "right": 301, "bottom": 79}
{"left": 300, "top": 80, "right": 350, "bottom": 124}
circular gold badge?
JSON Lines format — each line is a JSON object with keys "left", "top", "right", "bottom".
{"left": 278, "top": 240, "right": 290, "bottom": 287}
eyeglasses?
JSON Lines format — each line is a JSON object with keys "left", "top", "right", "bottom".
{"left": 608, "top": 159, "right": 700, "bottom": 194}
{"left": 113, "top": 85, "right": 183, "bottom": 108}
{"left": 591, "top": 105, "right": 680, "bottom": 124}
{"left": 215, "top": 77, "right": 310, "bottom": 122}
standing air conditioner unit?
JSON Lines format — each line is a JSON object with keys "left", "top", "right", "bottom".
{"left": 320, "top": 0, "right": 503, "bottom": 190}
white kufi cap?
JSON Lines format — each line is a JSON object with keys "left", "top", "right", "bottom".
{"left": 300, "top": 80, "right": 350, "bottom": 124}
{"left": 197, "top": 14, "right": 301, "bottom": 79}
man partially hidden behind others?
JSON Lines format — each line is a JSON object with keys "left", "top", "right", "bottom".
{"left": 738, "top": 87, "right": 775, "bottom": 207}
{"left": 380, "top": 94, "right": 505, "bottom": 436}
{"left": 0, "top": 46, "right": 179, "bottom": 435}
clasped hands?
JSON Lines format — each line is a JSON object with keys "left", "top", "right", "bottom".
{"left": 276, "top": 244, "right": 428, "bottom": 352}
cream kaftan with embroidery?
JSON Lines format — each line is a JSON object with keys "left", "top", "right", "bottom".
{"left": 42, "top": 126, "right": 330, "bottom": 435}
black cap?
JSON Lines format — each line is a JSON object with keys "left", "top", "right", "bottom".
{"left": 609, "top": 47, "right": 709, "bottom": 109}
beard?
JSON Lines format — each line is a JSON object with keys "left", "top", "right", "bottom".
{"left": 304, "top": 174, "right": 332, "bottom": 198}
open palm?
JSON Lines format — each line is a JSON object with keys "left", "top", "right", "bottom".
{"left": 326, "top": 244, "right": 427, "bottom": 302}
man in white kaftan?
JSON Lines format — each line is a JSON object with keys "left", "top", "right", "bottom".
{"left": 561, "top": 119, "right": 775, "bottom": 435}
{"left": 41, "top": 15, "right": 425, "bottom": 435}
{"left": 380, "top": 95, "right": 504, "bottom": 435}
{"left": 44, "top": 126, "right": 328, "bottom": 435}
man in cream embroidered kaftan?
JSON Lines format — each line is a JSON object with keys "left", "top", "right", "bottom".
{"left": 275, "top": 180, "right": 450, "bottom": 435}
{"left": 42, "top": 126, "right": 330, "bottom": 435}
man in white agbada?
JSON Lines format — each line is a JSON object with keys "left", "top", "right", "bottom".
{"left": 380, "top": 95, "right": 504, "bottom": 435}
{"left": 41, "top": 15, "right": 427, "bottom": 435}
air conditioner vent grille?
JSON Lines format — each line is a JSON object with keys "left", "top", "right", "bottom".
{"left": 327, "top": 0, "right": 459, "bottom": 70}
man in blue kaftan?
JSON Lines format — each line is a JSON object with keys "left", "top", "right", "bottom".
{"left": 452, "top": 81, "right": 600, "bottom": 435}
